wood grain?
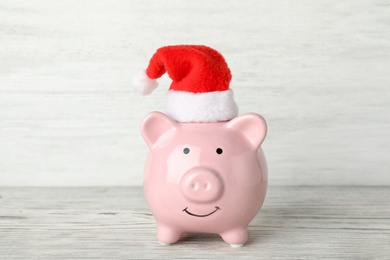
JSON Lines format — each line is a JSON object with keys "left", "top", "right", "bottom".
{"left": 0, "top": 0, "right": 389, "bottom": 186}
{"left": 0, "top": 186, "right": 389, "bottom": 259}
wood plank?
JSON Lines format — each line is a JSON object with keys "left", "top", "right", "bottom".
{"left": 0, "top": 186, "right": 389, "bottom": 259}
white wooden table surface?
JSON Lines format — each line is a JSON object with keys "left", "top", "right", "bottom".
{"left": 0, "top": 186, "right": 389, "bottom": 259}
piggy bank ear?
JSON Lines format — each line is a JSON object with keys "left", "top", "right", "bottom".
{"left": 227, "top": 113, "right": 267, "bottom": 148}
{"left": 141, "top": 112, "right": 177, "bottom": 148}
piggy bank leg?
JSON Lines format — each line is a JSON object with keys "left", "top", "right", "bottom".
{"left": 220, "top": 227, "right": 248, "bottom": 247}
{"left": 156, "top": 223, "right": 182, "bottom": 245}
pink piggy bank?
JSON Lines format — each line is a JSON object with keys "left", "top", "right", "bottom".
{"left": 141, "top": 111, "right": 268, "bottom": 247}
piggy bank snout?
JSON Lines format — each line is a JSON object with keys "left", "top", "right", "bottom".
{"left": 180, "top": 168, "right": 223, "bottom": 203}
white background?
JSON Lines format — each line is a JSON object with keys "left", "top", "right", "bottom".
{"left": 0, "top": 0, "right": 389, "bottom": 186}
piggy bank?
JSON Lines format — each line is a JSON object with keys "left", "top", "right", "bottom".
{"left": 141, "top": 111, "right": 268, "bottom": 247}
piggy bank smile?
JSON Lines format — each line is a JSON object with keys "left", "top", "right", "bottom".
{"left": 183, "top": 206, "right": 221, "bottom": 217}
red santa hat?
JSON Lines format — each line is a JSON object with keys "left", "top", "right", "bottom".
{"left": 132, "top": 45, "right": 238, "bottom": 123}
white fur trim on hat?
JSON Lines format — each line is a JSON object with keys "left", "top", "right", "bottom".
{"left": 132, "top": 69, "right": 158, "bottom": 95}
{"left": 166, "top": 89, "right": 239, "bottom": 122}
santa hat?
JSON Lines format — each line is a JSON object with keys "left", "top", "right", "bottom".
{"left": 132, "top": 45, "right": 238, "bottom": 123}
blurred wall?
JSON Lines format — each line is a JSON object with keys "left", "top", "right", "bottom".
{"left": 0, "top": 0, "right": 389, "bottom": 186}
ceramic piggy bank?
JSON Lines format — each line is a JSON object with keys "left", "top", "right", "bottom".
{"left": 133, "top": 45, "right": 268, "bottom": 246}
{"left": 141, "top": 111, "right": 267, "bottom": 247}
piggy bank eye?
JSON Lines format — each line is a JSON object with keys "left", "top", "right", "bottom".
{"left": 183, "top": 147, "right": 190, "bottom": 154}
{"left": 216, "top": 148, "right": 223, "bottom": 154}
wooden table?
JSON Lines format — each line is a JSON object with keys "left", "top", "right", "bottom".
{"left": 0, "top": 186, "right": 389, "bottom": 259}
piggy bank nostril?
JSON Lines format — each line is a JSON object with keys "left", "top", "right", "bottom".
{"left": 191, "top": 182, "right": 199, "bottom": 190}
{"left": 204, "top": 183, "right": 210, "bottom": 190}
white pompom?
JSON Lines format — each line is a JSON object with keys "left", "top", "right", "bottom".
{"left": 132, "top": 69, "right": 158, "bottom": 95}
